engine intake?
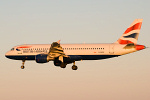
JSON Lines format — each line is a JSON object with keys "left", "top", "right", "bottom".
{"left": 35, "top": 54, "right": 49, "bottom": 63}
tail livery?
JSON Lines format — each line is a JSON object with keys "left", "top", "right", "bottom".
{"left": 116, "top": 19, "right": 143, "bottom": 45}
{"left": 115, "top": 19, "right": 145, "bottom": 51}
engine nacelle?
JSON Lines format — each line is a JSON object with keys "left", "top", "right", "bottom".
{"left": 35, "top": 54, "right": 49, "bottom": 63}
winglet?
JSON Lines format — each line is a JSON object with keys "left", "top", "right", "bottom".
{"left": 57, "top": 40, "right": 61, "bottom": 44}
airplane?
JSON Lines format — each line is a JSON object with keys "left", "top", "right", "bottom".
{"left": 5, "top": 19, "right": 146, "bottom": 70}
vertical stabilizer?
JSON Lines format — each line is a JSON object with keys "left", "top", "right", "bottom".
{"left": 115, "top": 19, "right": 143, "bottom": 44}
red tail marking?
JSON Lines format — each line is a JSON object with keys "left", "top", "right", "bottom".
{"left": 136, "top": 45, "right": 145, "bottom": 50}
{"left": 118, "top": 39, "right": 134, "bottom": 44}
{"left": 124, "top": 22, "right": 142, "bottom": 34}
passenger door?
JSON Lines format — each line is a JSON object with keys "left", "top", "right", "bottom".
{"left": 109, "top": 44, "right": 115, "bottom": 54}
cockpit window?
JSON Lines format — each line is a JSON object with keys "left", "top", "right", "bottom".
{"left": 16, "top": 48, "right": 21, "bottom": 51}
{"left": 11, "top": 48, "right": 14, "bottom": 51}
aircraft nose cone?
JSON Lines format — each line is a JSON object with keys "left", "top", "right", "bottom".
{"left": 5, "top": 52, "right": 10, "bottom": 58}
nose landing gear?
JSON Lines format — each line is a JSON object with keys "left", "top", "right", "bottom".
{"left": 21, "top": 60, "right": 25, "bottom": 69}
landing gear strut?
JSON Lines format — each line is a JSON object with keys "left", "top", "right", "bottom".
{"left": 21, "top": 60, "right": 25, "bottom": 69}
{"left": 72, "top": 62, "right": 78, "bottom": 70}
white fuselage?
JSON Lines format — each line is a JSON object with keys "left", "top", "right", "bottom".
{"left": 5, "top": 43, "right": 137, "bottom": 61}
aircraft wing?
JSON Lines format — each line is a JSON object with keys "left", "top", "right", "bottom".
{"left": 47, "top": 40, "right": 68, "bottom": 62}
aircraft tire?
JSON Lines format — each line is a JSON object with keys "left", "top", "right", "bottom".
{"left": 60, "top": 63, "right": 66, "bottom": 68}
{"left": 21, "top": 66, "right": 25, "bottom": 69}
{"left": 72, "top": 65, "right": 78, "bottom": 70}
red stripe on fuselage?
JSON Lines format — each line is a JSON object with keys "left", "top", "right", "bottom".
{"left": 124, "top": 22, "right": 142, "bottom": 34}
{"left": 17, "top": 46, "right": 32, "bottom": 49}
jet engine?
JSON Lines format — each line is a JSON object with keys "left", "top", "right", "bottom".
{"left": 35, "top": 54, "right": 49, "bottom": 63}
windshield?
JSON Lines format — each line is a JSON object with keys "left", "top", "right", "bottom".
{"left": 16, "top": 48, "right": 21, "bottom": 51}
{"left": 11, "top": 48, "right": 14, "bottom": 51}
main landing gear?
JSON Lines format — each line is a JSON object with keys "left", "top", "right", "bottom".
{"left": 60, "top": 61, "right": 78, "bottom": 70}
{"left": 21, "top": 60, "right": 25, "bottom": 69}
{"left": 60, "top": 62, "right": 66, "bottom": 68}
{"left": 72, "top": 62, "right": 78, "bottom": 70}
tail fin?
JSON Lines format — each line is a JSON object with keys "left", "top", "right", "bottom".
{"left": 115, "top": 19, "right": 143, "bottom": 44}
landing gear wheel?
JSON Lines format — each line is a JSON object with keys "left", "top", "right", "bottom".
{"left": 60, "top": 62, "right": 66, "bottom": 68}
{"left": 21, "top": 60, "right": 25, "bottom": 69}
{"left": 21, "top": 66, "right": 25, "bottom": 69}
{"left": 72, "top": 65, "right": 78, "bottom": 70}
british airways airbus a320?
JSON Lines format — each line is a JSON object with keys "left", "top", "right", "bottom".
{"left": 5, "top": 19, "right": 146, "bottom": 70}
